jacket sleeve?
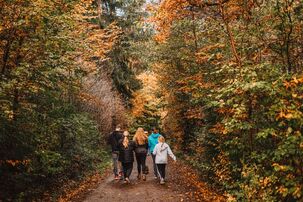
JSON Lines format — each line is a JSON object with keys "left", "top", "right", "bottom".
{"left": 117, "top": 139, "right": 123, "bottom": 151}
{"left": 113, "top": 135, "right": 119, "bottom": 151}
{"left": 107, "top": 133, "right": 112, "bottom": 145}
{"left": 152, "top": 144, "right": 157, "bottom": 155}
{"left": 147, "top": 137, "right": 151, "bottom": 154}
{"left": 132, "top": 141, "right": 137, "bottom": 150}
{"left": 118, "top": 132, "right": 123, "bottom": 141}
{"left": 167, "top": 145, "right": 176, "bottom": 161}
{"left": 145, "top": 142, "right": 148, "bottom": 150}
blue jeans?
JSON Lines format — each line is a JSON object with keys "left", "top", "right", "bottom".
{"left": 112, "top": 152, "right": 119, "bottom": 176}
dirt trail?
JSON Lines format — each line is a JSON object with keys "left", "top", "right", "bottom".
{"left": 82, "top": 156, "right": 185, "bottom": 202}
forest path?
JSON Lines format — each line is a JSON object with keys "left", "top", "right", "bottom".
{"left": 82, "top": 156, "right": 185, "bottom": 202}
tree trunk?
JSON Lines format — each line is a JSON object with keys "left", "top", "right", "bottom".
{"left": 97, "top": 0, "right": 103, "bottom": 28}
{"left": 191, "top": 8, "right": 198, "bottom": 51}
{"left": 220, "top": 4, "right": 242, "bottom": 68}
{"left": 2, "top": 38, "right": 12, "bottom": 75}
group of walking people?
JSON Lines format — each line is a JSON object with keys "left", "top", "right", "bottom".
{"left": 108, "top": 125, "right": 176, "bottom": 185}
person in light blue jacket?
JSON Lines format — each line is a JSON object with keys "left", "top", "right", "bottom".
{"left": 148, "top": 127, "right": 161, "bottom": 178}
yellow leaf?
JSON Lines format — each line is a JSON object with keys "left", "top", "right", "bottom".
{"left": 284, "top": 113, "right": 293, "bottom": 119}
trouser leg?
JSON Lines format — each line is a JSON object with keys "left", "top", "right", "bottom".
{"left": 156, "top": 164, "right": 166, "bottom": 179}
{"left": 125, "top": 162, "right": 133, "bottom": 178}
{"left": 135, "top": 154, "right": 141, "bottom": 174}
{"left": 141, "top": 153, "right": 147, "bottom": 173}
{"left": 151, "top": 154, "right": 157, "bottom": 177}
{"left": 112, "top": 152, "right": 119, "bottom": 176}
{"left": 122, "top": 162, "right": 127, "bottom": 178}
{"left": 118, "top": 161, "right": 122, "bottom": 173}
{"left": 162, "top": 164, "right": 166, "bottom": 179}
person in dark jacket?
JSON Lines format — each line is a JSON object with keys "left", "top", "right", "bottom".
{"left": 108, "top": 125, "right": 123, "bottom": 180}
{"left": 118, "top": 131, "right": 136, "bottom": 183}
{"left": 133, "top": 127, "right": 148, "bottom": 181}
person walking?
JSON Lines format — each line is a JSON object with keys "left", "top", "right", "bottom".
{"left": 118, "top": 131, "right": 136, "bottom": 184}
{"left": 133, "top": 127, "right": 148, "bottom": 181}
{"left": 148, "top": 127, "right": 161, "bottom": 179}
{"left": 153, "top": 136, "right": 176, "bottom": 185}
{"left": 107, "top": 124, "right": 123, "bottom": 180}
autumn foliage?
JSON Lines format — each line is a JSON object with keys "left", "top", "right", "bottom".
{"left": 0, "top": 0, "right": 119, "bottom": 200}
{"left": 2, "top": 0, "right": 303, "bottom": 200}
{"left": 149, "top": 0, "right": 303, "bottom": 201}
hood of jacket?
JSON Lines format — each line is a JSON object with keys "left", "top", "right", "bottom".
{"left": 148, "top": 133, "right": 161, "bottom": 153}
{"left": 151, "top": 133, "right": 160, "bottom": 139}
{"left": 159, "top": 143, "right": 168, "bottom": 152}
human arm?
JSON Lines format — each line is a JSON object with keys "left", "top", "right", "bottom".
{"left": 145, "top": 142, "right": 149, "bottom": 150}
{"left": 167, "top": 145, "right": 176, "bottom": 161}
{"left": 152, "top": 144, "right": 158, "bottom": 155}
{"left": 147, "top": 137, "right": 151, "bottom": 155}
{"left": 131, "top": 141, "right": 136, "bottom": 151}
{"left": 117, "top": 139, "right": 124, "bottom": 150}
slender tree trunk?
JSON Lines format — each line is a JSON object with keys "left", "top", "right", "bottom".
{"left": 247, "top": 95, "right": 254, "bottom": 151}
{"left": 1, "top": 29, "right": 16, "bottom": 75}
{"left": 12, "top": 87, "right": 19, "bottom": 121}
{"left": 2, "top": 38, "right": 12, "bottom": 75}
{"left": 220, "top": 4, "right": 242, "bottom": 68}
{"left": 14, "top": 37, "right": 25, "bottom": 67}
{"left": 97, "top": 0, "right": 103, "bottom": 28}
{"left": 285, "top": 0, "right": 293, "bottom": 73}
{"left": 191, "top": 7, "right": 198, "bottom": 51}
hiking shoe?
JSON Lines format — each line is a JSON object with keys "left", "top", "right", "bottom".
{"left": 119, "top": 171, "right": 123, "bottom": 177}
{"left": 142, "top": 174, "right": 146, "bottom": 181}
{"left": 114, "top": 175, "right": 120, "bottom": 180}
{"left": 125, "top": 178, "right": 130, "bottom": 184}
{"left": 119, "top": 172, "right": 124, "bottom": 180}
{"left": 160, "top": 178, "right": 165, "bottom": 185}
{"left": 137, "top": 174, "right": 141, "bottom": 180}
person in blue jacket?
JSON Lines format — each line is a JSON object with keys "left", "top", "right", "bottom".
{"left": 148, "top": 127, "right": 161, "bottom": 179}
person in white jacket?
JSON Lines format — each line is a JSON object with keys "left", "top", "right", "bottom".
{"left": 152, "top": 136, "right": 176, "bottom": 184}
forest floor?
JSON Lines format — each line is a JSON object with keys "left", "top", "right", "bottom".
{"left": 63, "top": 156, "right": 225, "bottom": 202}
